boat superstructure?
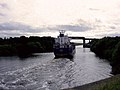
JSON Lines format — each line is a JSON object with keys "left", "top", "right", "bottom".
{"left": 53, "top": 30, "right": 75, "bottom": 58}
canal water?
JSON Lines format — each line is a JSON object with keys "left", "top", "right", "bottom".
{"left": 0, "top": 46, "right": 112, "bottom": 90}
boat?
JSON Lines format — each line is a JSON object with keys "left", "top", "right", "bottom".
{"left": 53, "top": 30, "right": 75, "bottom": 58}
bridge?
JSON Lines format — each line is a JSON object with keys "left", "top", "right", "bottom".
{"left": 69, "top": 37, "right": 99, "bottom": 48}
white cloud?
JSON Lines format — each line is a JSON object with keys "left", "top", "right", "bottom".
{"left": 0, "top": 0, "right": 120, "bottom": 38}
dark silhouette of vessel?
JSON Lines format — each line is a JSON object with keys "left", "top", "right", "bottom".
{"left": 53, "top": 30, "right": 75, "bottom": 58}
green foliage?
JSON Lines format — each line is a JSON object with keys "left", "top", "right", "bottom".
{"left": 94, "top": 75, "right": 120, "bottom": 90}
{"left": 112, "top": 41, "right": 120, "bottom": 62}
{"left": 0, "top": 45, "right": 16, "bottom": 56}
{"left": 27, "top": 42, "right": 43, "bottom": 52}
{"left": 111, "top": 41, "right": 120, "bottom": 74}
{"left": 90, "top": 37, "right": 120, "bottom": 74}
{"left": 0, "top": 36, "right": 54, "bottom": 57}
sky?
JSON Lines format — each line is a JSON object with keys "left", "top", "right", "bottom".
{"left": 0, "top": 0, "right": 120, "bottom": 38}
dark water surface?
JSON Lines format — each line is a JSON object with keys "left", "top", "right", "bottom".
{"left": 0, "top": 46, "right": 112, "bottom": 90}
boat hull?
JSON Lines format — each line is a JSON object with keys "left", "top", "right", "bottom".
{"left": 54, "top": 45, "right": 75, "bottom": 58}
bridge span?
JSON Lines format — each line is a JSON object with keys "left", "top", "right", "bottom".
{"left": 69, "top": 36, "right": 99, "bottom": 48}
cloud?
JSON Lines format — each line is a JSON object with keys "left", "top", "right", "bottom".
{"left": 50, "top": 19, "right": 94, "bottom": 32}
{"left": 0, "top": 22, "right": 32, "bottom": 30}
{"left": 109, "top": 26, "right": 116, "bottom": 29}
{"left": 0, "top": 13, "right": 6, "bottom": 17}
{"left": 0, "top": 22, "right": 31, "bottom": 31}
{"left": 0, "top": 21, "right": 94, "bottom": 37}
{"left": 0, "top": 32, "right": 22, "bottom": 37}
{"left": 89, "top": 8, "right": 100, "bottom": 11}
{"left": 0, "top": 3, "right": 9, "bottom": 9}
{"left": 0, "top": 22, "right": 45, "bottom": 32}
{"left": 56, "top": 24, "right": 92, "bottom": 32}
{"left": 95, "top": 32, "right": 120, "bottom": 38}
{"left": 0, "top": 3, "right": 10, "bottom": 20}
{"left": 0, "top": 22, "right": 47, "bottom": 37}
{"left": 109, "top": 33, "right": 120, "bottom": 37}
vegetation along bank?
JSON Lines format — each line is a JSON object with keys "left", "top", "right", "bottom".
{"left": 90, "top": 37, "right": 120, "bottom": 75}
{"left": 0, "top": 36, "right": 54, "bottom": 57}
{"left": 65, "top": 36, "right": 120, "bottom": 90}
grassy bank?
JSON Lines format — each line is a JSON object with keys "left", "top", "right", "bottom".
{"left": 94, "top": 75, "right": 120, "bottom": 90}
{"left": 64, "top": 74, "right": 120, "bottom": 90}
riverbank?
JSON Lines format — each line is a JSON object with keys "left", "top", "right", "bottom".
{"left": 90, "top": 37, "right": 120, "bottom": 74}
{"left": 0, "top": 36, "right": 54, "bottom": 57}
{"left": 64, "top": 74, "right": 120, "bottom": 90}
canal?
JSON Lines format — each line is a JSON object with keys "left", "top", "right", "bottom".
{"left": 0, "top": 46, "right": 112, "bottom": 90}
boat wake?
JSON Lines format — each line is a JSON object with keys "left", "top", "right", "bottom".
{"left": 0, "top": 58, "right": 75, "bottom": 90}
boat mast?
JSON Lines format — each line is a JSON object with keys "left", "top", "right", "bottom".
{"left": 59, "top": 30, "right": 65, "bottom": 37}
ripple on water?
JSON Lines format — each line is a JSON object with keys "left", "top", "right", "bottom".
{"left": 0, "top": 47, "right": 112, "bottom": 90}
{"left": 0, "top": 58, "right": 76, "bottom": 90}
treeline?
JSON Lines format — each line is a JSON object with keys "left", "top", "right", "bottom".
{"left": 90, "top": 37, "right": 120, "bottom": 75}
{"left": 0, "top": 36, "right": 54, "bottom": 57}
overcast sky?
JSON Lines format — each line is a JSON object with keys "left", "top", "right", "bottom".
{"left": 0, "top": 0, "right": 120, "bottom": 38}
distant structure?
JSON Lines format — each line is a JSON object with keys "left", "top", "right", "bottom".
{"left": 69, "top": 36, "right": 99, "bottom": 48}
